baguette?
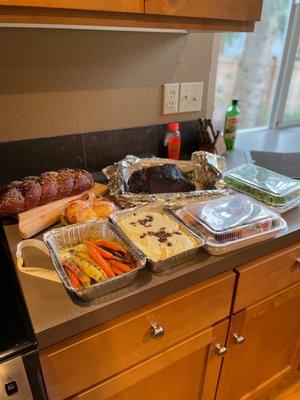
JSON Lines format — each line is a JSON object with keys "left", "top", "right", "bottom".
{"left": 0, "top": 169, "right": 94, "bottom": 217}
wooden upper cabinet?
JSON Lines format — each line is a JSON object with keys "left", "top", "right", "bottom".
{"left": 0, "top": 0, "right": 261, "bottom": 31}
{"left": 145, "top": 0, "right": 263, "bottom": 21}
{"left": 0, "top": 1, "right": 144, "bottom": 13}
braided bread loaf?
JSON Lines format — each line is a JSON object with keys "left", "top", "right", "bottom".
{"left": 0, "top": 169, "right": 94, "bottom": 217}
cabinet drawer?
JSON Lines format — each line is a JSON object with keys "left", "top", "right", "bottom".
{"left": 234, "top": 243, "right": 300, "bottom": 312}
{"left": 40, "top": 272, "right": 234, "bottom": 400}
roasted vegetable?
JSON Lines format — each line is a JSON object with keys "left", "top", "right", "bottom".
{"left": 85, "top": 240, "right": 114, "bottom": 259}
{"left": 70, "top": 249, "right": 108, "bottom": 279}
{"left": 94, "top": 239, "right": 126, "bottom": 254}
{"left": 109, "top": 259, "right": 132, "bottom": 273}
{"left": 110, "top": 265, "right": 123, "bottom": 275}
{"left": 86, "top": 243, "right": 115, "bottom": 278}
{"left": 62, "top": 259, "right": 91, "bottom": 286}
{"left": 64, "top": 267, "right": 82, "bottom": 289}
{"left": 69, "top": 254, "right": 104, "bottom": 282}
{"left": 58, "top": 236, "right": 135, "bottom": 289}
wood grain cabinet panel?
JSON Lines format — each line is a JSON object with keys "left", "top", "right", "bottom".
{"left": 217, "top": 282, "right": 300, "bottom": 400}
{"left": 145, "top": 0, "right": 263, "bottom": 21}
{"left": 234, "top": 243, "right": 300, "bottom": 312}
{"left": 0, "top": 0, "right": 144, "bottom": 13}
{"left": 73, "top": 320, "right": 229, "bottom": 400}
{"left": 40, "top": 272, "right": 234, "bottom": 400}
{"left": 0, "top": 0, "right": 259, "bottom": 31}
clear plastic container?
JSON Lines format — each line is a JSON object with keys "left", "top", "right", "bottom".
{"left": 224, "top": 163, "right": 300, "bottom": 208}
{"left": 174, "top": 194, "right": 287, "bottom": 255}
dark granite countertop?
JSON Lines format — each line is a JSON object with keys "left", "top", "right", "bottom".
{"left": 3, "top": 127, "right": 300, "bottom": 349}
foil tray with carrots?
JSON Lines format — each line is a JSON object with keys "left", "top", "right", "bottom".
{"left": 43, "top": 220, "right": 146, "bottom": 301}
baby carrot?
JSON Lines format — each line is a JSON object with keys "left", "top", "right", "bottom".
{"left": 111, "top": 265, "right": 123, "bottom": 276}
{"left": 85, "top": 240, "right": 114, "bottom": 259}
{"left": 110, "top": 259, "right": 132, "bottom": 273}
{"left": 64, "top": 268, "right": 82, "bottom": 289}
{"left": 86, "top": 243, "right": 115, "bottom": 278}
{"left": 94, "top": 239, "right": 126, "bottom": 254}
{"left": 62, "top": 260, "right": 91, "bottom": 286}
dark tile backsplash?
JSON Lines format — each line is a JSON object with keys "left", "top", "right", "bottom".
{"left": 0, "top": 120, "right": 199, "bottom": 186}
{"left": 84, "top": 124, "right": 163, "bottom": 171}
{"left": 0, "top": 134, "right": 85, "bottom": 185}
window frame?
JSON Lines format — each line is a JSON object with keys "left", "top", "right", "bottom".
{"left": 269, "top": 0, "right": 300, "bottom": 129}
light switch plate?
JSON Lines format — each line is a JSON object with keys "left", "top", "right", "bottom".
{"left": 163, "top": 83, "right": 179, "bottom": 115}
{"left": 179, "top": 82, "right": 203, "bottom": 113}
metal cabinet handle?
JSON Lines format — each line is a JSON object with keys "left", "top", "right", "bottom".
{"left": 215, "top": 344, "right": 228, "bottom": 357}
{"left": 150, "top": 323, "right": 165, "bottom": 339}
{"left": 233, "top": 333, "right": 245, "bottom": 345}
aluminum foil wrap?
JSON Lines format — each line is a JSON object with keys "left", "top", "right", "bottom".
{"left": 103, "top": 153, "right": 228, "bottom": 208}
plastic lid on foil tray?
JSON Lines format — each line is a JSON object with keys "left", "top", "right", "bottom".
{"left": 224, "top": 164, "right": 300, "bottom": 207}
{"left": 177, "top": 194, "right": 283, "bottom": 244}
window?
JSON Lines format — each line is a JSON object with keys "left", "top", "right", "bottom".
{"left": 283, "top": 33, "right": 300, "bottom": 123}
{"left": 213, "top": 0, "right": 299, "bottom": 132}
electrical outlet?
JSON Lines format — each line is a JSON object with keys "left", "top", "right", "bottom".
{"left": 163, "top": 83, "right": 179, "bottom": 115}
{"left": 179, "top": 82, "right": 203, "bottom": 113}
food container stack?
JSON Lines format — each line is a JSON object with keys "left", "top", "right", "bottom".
{"left": 172, "top": 194, "right": 287, "bottom": 255}
{"left": 224, "top": 163, "right": 300, "bottom": 213}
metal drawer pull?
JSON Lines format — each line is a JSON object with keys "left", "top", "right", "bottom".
{"left": 295, "top": 258, "right": 300, "bottom": 266}
{"left": 215, "top": 344, "right": 228, "bottom": 357}
{"left": 150, "top": 323, "right": 165, "bottom": 339}
{"left": 233, "top": 333, "right": 245, "bottom": 345}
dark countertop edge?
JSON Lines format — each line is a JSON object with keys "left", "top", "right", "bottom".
{"left": 36, "top": 228, "right": 300, "bottom": 349}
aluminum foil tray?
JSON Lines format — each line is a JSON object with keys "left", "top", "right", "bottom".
{"left": 43, "top": 220, "right": 146, "bottom": 301}
{"left": 110, "top": 202, "right": 204, "bottom": 272}
{"left": 103, "top": 153, "right": 228, "bottom": 208}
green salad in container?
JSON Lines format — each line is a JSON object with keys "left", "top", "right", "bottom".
{"left": 224, "top": 163, "right": 300, "bottom": 207}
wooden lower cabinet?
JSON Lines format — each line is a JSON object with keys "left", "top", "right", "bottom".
{"left": 73, "top": 320, "right": 228, "bottom": 400}
{"left": 217, "top": 281, "right": 300, "bottom": 400}
{"left": 41, "top": 272, "right": 234, "bottom": 400}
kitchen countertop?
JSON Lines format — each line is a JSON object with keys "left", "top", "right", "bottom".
{"left": 3, "top": 127, "right": 300, "bottom": 349}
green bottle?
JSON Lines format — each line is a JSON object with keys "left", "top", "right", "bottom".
{"left": 224, "top": 99, "right": 240, "bottom": 150}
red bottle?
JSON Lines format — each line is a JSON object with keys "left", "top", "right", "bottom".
{"left": 165, "top": 122, "right": 181, "bottom": 160}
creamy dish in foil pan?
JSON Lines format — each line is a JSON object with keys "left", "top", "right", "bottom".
{"left": 118, "top": 211, "right": 198, "bottom": 262}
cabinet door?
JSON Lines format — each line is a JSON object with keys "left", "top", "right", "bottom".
{"left": 217, "top": 282, "right": 300, "bottom": 400}
{"left": 145, "top": 0, "right": 262, "bottom": 21}
{"left": 73, "top": 321, "right": 228, "bottom": 400}
{"left": 0, "top": 1, "right": 144, "bottom": 13}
